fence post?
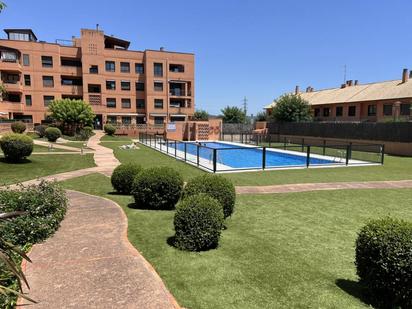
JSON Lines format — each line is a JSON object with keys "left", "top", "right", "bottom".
{"left": 345, "top": 144, "right": 350, "bottom": 165}
{"left": 231, "top": 133, "right": 233, "bottom": 142}
{"left": 262, "top": 147, "right": 266, "bottom": 170}
{"left": 174, "top": 141, "right": 177, "bottom": 157}
{"left": 166, "top": 139, "right": 169, "bottom": 154}
{"left": 160, "top": 137, "right": 162, "bottom": 151}
{"left": 301, "top": 138, "right": 304, "bottom": 152}
{"left": 184, "top": 143, "right": 187, "bottom": 162}
{"left": 322, "top": 140, "right": 326, "bottom": 156}
{"left": 284, "top": 136, "right": 287, "bottom": 150}
{"left": 381, "top": 144, "right": 385, "bottom": 165}
{"left": 196, "top": 144, "right": 200, "bottom": 166}
{"left": 149, "top": 134, "right": 152, "bottom": 147}
{"left": 306, "top": 146, "right": 311, "bottom": 167}
{"left": 213, "top": 149, "right": 217, "bottom": 173}
{"left": 268, "top": 134, "right": 271, "bottom": 147}
{"left": 255, "top": 134, "right": 258, "bottom": 146}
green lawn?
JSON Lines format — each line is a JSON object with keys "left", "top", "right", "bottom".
{"left": 100, "top": 134, "right": 134, "bottom": 142}
{"left": 62, "top": 173, "right": 412, "bottom": 309}
{"left": 101, "top": 137, "right": 412, "bottom": 186}
{"left": 0, "top": 153, "right": 95, "bottom": 185}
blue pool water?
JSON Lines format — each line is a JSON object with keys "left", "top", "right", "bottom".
{"left": 168, "top": 142, "right": 336, "bottom": 170}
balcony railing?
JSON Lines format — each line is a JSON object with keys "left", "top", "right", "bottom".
{"left": 169, "top": 88, "right": 186, "bottom": 96}
{"left": 88, "top": 94, "right": 102, "bottom": 105}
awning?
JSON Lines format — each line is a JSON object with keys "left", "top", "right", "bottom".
{"left": 106, "top": 113, "right": 145, "bottom": 116}
{"left": 149, "top": 113, "right": 167, "bottom": 117}
{"left": 170, "top": 114, "right": 186, "bottom": 117}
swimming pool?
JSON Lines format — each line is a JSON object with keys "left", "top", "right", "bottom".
{"left": 169, "top": 141, "right": 337, "bottom": 171}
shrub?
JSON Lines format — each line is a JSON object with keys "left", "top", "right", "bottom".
{"left": 111, "top": 163, "right": 143, "bottom": 194}
{"left": 104, "top": 124, "right": 116, "bottom": 135}
{"left": 174, "top": 194, "right": 224, "bottom": 251}
{"left": 355, "top": 217, "right": 412, "bottom": 308}
{"left": 34, "top": 124, "right": 47, "bottom": 137}
{"left": 132, "top": 167, "right": 183, "bottom": 210}
{"left": 183, "top": 174, "right": 236, "bottom": 218}
{"left": 0, "top": 133, "right": 33, "bottom": 162}
{"left": 78, "top": 126, "right": 93, "bottom": 140}
{"left": 10, "top": 121, "right": 26, "bottom": 133}
{"left": 45, "top": 127, "right": 62, "bottom": 142}
{"left": 0, "top": 180, "right": 68, "bottom": 246}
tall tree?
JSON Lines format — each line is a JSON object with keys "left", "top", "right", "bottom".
{"left": 270, "top": 94, "right": 312, "bottom": 122}
{"left": 48, "top": 99, "right": 95, "bottom": 135}
{"left": 221, "top": 106, "right": 246, "bottom": 123}
{"left": 193, "top": 109, "right": 209, "bottom": 121}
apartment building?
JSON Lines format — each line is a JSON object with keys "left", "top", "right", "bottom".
{"left": 265, "top": 68, "right": 412, "bottom": 122}
{"left": 0, "top": 28, "right": 195, "bottom": 126}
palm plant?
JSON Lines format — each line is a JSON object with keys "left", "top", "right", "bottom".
{"left": 0, "top": 211, "right": 36, "bottom": 303}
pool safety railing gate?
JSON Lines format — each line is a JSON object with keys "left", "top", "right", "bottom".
{"left": 139, "top": 132, "right": 385, "bottom": 173}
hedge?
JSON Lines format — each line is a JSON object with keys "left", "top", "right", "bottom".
{"left": 0, "top": 133, "right": 33, "bottom": 162}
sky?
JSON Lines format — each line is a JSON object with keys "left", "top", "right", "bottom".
{"left": 1, "top": 0, "right": 412, "bottom": 116}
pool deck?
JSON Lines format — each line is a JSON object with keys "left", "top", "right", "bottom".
{"left": 139, "top": 139, "right": 379, "bottom": 173}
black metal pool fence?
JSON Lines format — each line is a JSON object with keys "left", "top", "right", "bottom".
{"left": 139, "top": 132, "right": 384, "bottom": 173}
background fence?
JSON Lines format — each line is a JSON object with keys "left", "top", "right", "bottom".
{"left": 267, "top": 122, "right": 412, "bottom": 143}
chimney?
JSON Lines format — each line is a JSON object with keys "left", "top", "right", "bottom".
{"left": 347, "top": 80, "right": 353, "bottom": 86}
{"left": 402, "top": 68, "right": 409, "bottom": 83}
{"left": 341, "top": 83, "right": 346, "bottom": 88}
{"left": 294, "top": 85, "right": 299, "bottom": 95}
{"left": 354, "top": 80, "right": 359, "bottom": 86}
{"left": 306, "top": 86, "right": 310, "bottom": 93}
{"left": 409, "top": 71, "right": 412, "bottom": 79}
{"left": 160, "top": 47, "right": 165, "bottom": 51}
{"left": 310, "top": 87, "right": 314, "bottom": 92}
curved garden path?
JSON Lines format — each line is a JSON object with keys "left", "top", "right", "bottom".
{"left": 19, "top": 190, "right": 179, "bottom": 309}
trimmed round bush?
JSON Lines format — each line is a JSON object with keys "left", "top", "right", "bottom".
{"left": 111, "top": 163, "right": 143, "bottom": 194}
{"left": 34, "top": 124, "right": 47, "bottom": 137}
{"left": 0, "top": 133, "right": 33, "bottom": 162}
{"left": 183, "top": 174, "right": 236, "bottom": 218}
{"left": 11, "top": 121, "right": 26, "bottom": 133}
{"left": 174, "top": 194, "right": 224, "bottom": 251}
{"left": 45, "top": 127, "right": 62, "bottom": 142}
{"left": 355, "top": 217, "right": 412, "bottom": 308}
{"left": 104, "top": 124, "right": 116, "bottom": 136}
{"left": 132, "top": 167, "right": 183, "bottom": 210}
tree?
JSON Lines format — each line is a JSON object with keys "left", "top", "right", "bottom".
{"left": 193, "top": 109, "right": 209, "bottom": 121}
{"left": 255, "top": 111, "right": 267, "bottom": 121}
{"left": 0, "top": 2, "right": 6, "bottom": 13}
{"left": 221, "top": 106, "right": 246, "bottom": 123}
{"left": 270, "top": 94, "right": 312, "bottom": 122}
{"left": 48, "top": 99, "right": 95, "bottom": 135}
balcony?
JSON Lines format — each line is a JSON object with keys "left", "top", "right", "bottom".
{"left": 169, "top": 88, "right": 186, "bottom": 97}
{"left": 60, "top": 65, "right": 82, "bottom": 76}
{"left": 61, "top": 85, "right": 83, "bottom": 96}
{"left": 3, "top": 81, "right": 23, "bottom": 93}
{"left": 0, "top": 59, "right": 22, "bottom": 72}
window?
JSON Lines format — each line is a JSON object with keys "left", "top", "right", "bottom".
{"left": 136, "top": 82, "right": 145, "bottom": 91}
{"left": 136, "top": 116, "right": 145, "bottom": 124}
{"left": 170, "top": 99, "right": 184, "bottom": 108}
{"left": 106, "top": 80, "right": 116, "bottom": 90}
{"left": 89, "top": 65, "right": 98, "bottom": 74}
{"left": 348, "top": 106, "right": 356, "bottom": 116}
{"left": 42, "top": 76, "right": 54, "bottom": 87}
{"left": 154, "top": 63, "right": 163, "bottom": 77}
{"left": 121, "top": 98, "right": 131, "bottom": 108}
{"left": 1, "top": 51, "right": 17, "bottom": 62}
{"left": 336, "top": 106, "right": 343, "bottom": 117}
{"left": 121, "top": 81, "right": 131, "bottom": 91}
{"left": 154, "top": 99, "right": 163, "bottom": 109}
{"left": 107, "top": 116, "right": 117, "bottom": 124}
{"left": 154, "top": 82, "right": 163, "bottom": 91}
{"left": 169, "top": 64, "right": 184, "bottom": 73}
{"left": 400, "top": 103, "right": 411, "bottom": 116}
{"left": 136, "top": 99, "right": 145, "bottom": 109}
{"left": 135, "top": 63, "right": 144, "bottom": 74}
{"left": 24, "top": 75, "right": 31, "bottom": 86}
{"left": 7, "top": 93, "right": 21, "bottom": 102}
{"left": 120, "top": 62, "right": 130, "bottom": 73}
{"left": 383, "top": 104, "right": 393, "bottom": 116}
{"left": 61, "top": 77, "right": 82, "bottom": 86}
{"left": 314, "top": 108, "right": 320, "bottom": 117}
{"left": 23, "top": 54, "right": 30, "bottom": 66}
{"left": 43, "top": 95, "right": 54, "bottom": 106}
{"left": 25, "top": 95, "right": 32, "bottom": 106}
{"left": 41, "top": 56, "right": 53, "bottom": 68}
{"left": 105, "top": 61, "right": 115, "bottom": 72}
{"left": 368, "top": 104, "right": 377, "bottom": 116}
{"left": 88, "top": 84, "right": 101, "bottom": 93}
{"left": 323, "top": 107, "right": 330, "bottom": 117}
{"left": 61, "top": 57, "right": 82, "bottom": 67}
{"left": 154, "top": 116, "right": 164, "bottom": 125}
{"left": 106, "top": 98, "right": 116, "bottom": 108}
{"left": 122, "top": 116, "right": 132, "bottom": 124}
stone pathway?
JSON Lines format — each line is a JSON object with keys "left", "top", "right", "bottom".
{"left": 235, "top": 179, "right": 412, "bottom": 194}
{"left": 19, "top": 190, "right": 179, "bottom": 308}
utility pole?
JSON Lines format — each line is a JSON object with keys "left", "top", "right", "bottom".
{"left": 343, "top": 64, "right": 347, "bottom": 84}
{"left": 242, "top": 96, "right": 248, "bottom": 124}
